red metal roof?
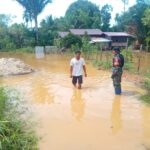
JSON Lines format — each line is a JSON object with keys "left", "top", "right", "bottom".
{"left": 69, "top": 29, "right": 103, "bottom": 35}
{"left": 104, "top": 32, "right": 132, "bottom": 37}
{"left": 58, "top": 30, "right": 133, "bottom": 38}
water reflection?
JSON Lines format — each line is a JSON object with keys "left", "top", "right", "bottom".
{"left": 111, "top": 96, "right": 122, "bottom": 134}
{"left": 71, "top": 89, "right": 85, "bottom": 121}
{"left": 142, "top": 105, "right": 150, "bottom": 149}
{"left": 32, "top": 78, "right": 54, "bottom": 104}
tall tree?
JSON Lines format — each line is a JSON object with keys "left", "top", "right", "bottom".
{"left": 113, "top": 0, "right": 149, "bottom": 44}
{"left": 65, "top": 0, "right": 101, "bottom": 29}
{"left": 39, "top": 16, "right": 57, "bottom": 45}
{"left": 101, "top": 4, "right": 113, "bottom": 31}
{"left": 23, "top": 10, "right": 33, "bottom": 27}
{"left": 16, "top": 0, "right": 52, "bottom": 45}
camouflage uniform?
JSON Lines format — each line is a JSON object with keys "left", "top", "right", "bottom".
{"left": 112, "top": 54, "right": 123, "bottom": 88}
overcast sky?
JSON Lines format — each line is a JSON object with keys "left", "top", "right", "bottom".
{"left": 0, "top": 0, "right": 136, "bottom": 25}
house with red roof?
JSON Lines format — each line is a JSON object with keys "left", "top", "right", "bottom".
{"left": 58, "top": 29, "right": 134, "bottom": 49}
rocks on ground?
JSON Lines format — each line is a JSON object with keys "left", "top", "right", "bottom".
{"left": 0, "top": 58, "right": 34, "bottom": 76}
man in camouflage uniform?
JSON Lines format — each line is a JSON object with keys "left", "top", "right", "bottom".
{"left": 111, "top": 47, "right": 124, "bottom": 94}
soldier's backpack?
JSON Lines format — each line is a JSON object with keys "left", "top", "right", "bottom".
{"left": 119, "top": 54, "right": 124, "bottom": 68}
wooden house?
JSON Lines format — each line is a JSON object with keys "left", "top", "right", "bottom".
{"left": 58, "top": 29, "right": 134, "bottom": 49}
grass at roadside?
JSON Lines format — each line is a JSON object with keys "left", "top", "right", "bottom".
{"left": 93, "top": 60, "right": 112, "bottom": 70}
{"left": 140, "top": 71, "right": 150, "bottom": 104}
{"left": 0, "top": 47, "right": 34, "bottom": 53}
{"left": 0, "top": 87, "right": 38, "bottom": 150}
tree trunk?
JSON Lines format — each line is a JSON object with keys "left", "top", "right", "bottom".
{"left": 35, "top": 16, "right": 39, "bottom": 45}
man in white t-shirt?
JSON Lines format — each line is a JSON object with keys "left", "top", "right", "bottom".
{"left": 70, "top": 51, "right": 87, "bottom": 89}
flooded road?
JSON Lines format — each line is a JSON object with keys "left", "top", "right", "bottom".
{"left": 0, "top": 52, "right": 150, "bottom": 150}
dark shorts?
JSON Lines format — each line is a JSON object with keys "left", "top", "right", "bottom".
{"left": 72, "top": 76, "right": 83, "bottom": 85}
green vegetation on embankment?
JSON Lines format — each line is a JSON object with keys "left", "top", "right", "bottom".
{"left": 141, "top": 71, "right": 150, "bottom": 104}
{"left": 92, "top": 49, "right": 134, "bottom": 71}
{"left": 0, "top": 47, "right": 34, "bottom": 53}
{"left": 0, "top": 87, "right": 38, "bottom": 150}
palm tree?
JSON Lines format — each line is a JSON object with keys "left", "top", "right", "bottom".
{"left": 16, "top": 0, "right": 52, "bottom": 45}
{"left": 23, "top": 10, "right": 33, "bottom": 27}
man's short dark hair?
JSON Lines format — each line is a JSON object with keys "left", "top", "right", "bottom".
{"left": 75, "top": 50, "right": 81, "bottom": 54}
{"left": 113, "top": 47, "right": 120, "bottom": 53}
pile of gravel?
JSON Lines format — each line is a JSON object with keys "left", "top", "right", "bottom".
{"left": 0, "top": 58, "right": 34, "bottom": 76}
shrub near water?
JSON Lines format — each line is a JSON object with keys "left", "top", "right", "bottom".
{"left": 0, "top": 87, "right": 38, "bottom": 150}
{"left": 93, "top": 60, "right": 112, "bottom": 70}
{"left": 141, "top": 71, "right": 150, "bottom": 104}
{"left": 121, "top": 49, "right": 134, "bottom": 72}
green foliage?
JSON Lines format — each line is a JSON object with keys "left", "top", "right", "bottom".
{"left": 142, "top": 8, "right": 150, "bottom": 26}
{"left": 16, "top": 0, "right": 52, "bottom": 44}
{"left": 101, "top": 4, "right": 113, "bottom": 31}
{"left": 61, "top": 33, "right": 82, "bottom": 49}
{"left": 0, "top": 14, "right": 36, "bottom": 50}
{"left": 93, "top": 60, "right": 112, "bottom": 70}
{"left": 140, "top": 94, "right": 150, "bottom": 104}
{"left": 39, "top": 15, "right": 58, "bottom": 46}
{"left": 0, "top": 88, "right": 7, "bottom": 119}
{"left": 121, "top": 49, "right": 133, "bottom": 62}
{"left": 0, "top": 14, "right": 12, "bottom": 26}
{"left": 0, "top": 0, "right": 114, "bottom": 49}
{"left": 15, "top": 47, "right": 34, "bottom": 53}
{"left": 121, "top": 49, "right": 134, "bottom": 71}
{"left": 70, "top": 44, "right": 79, "bottom": 52}
{"left": 142, "top": 8, "right": 150, "bottom": 51}
{"left": 9, "top": 23, "right": 34, "bottom": 48}
{"left": 81, "top": 34, "right": 91, "bottom": 52}
{"left": 65, "top": 0, "right": 102, "bottom": 29}
{"left": 141, "top": 70, "right": 150, "bottom": 104}
{"left": 0, "top": 87, "right": 38, "bottom": 150}
{"left": 112, "top": 0, "right": 149, "bottom": 45}
{"left": 124, "top": 61, "right": 134, "bottom": 71}
{"left": 102, "top": 61, "right": 112, "bottom": 69}
{"left": 144, "top": 80, "right": 150, "bottom": 93}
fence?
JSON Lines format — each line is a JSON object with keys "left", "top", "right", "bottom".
{"left": 45, "top": 46, "right": 59, "bottom": 54}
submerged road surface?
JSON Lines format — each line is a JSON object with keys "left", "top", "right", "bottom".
{"left": 0, "top": 53, "right": 150, "bottom": 150}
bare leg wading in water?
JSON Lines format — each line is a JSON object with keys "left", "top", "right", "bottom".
{"left": 70, "top": 51, "right": 87, "bottom": 89}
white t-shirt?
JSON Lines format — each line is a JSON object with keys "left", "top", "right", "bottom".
{"left": 70, "top": 57, "right": 85, "bottom": 76}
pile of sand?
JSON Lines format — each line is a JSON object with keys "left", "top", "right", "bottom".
{"left": 0, "top": 58, "right": 34, "bottom": 76}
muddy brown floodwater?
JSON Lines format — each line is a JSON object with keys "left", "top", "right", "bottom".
{"left": 0, "top": 52, "right": 150, "bottom": 150}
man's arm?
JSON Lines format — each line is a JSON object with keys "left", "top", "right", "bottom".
{"left": 70, "top": 66, "right": 73, "bottom": 78}
{"left": 83, "top": 65, "right": 87, "bottom": 77}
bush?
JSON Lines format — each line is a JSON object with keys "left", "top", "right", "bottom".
{"left": 141, "top": 95, "right": 150, "bottom": 104}
{"left": 61, "top": 33, "right": 82, "bottom": 49}
{"left": 121, "top": 49, "right": 133, "bottom": 62}
{"left": 0, "top": 87, "right": 38, "bottom": 150}
{"left": 93, "top": 60, "right": 112, "bottom": 70}
{"left": 15, "top": 47, "right": 34, "bottom": 53}
{"left": 124, "top": 61, "right": 134, "bottom": 71}
{"left": 0, "top": 88, "right": 7, "bottom": 119}
{"left": 0, "top": 47, "right": 34, "bottom": 53}
{"left": 140, "top": 71, "right": 150, "bottom": 104}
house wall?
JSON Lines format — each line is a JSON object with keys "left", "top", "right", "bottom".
{"left": 100, "top": 35, "right": 128, "bottom": 48}
{"left": 111, "top": 36, "right": 128, "bottom": 43}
